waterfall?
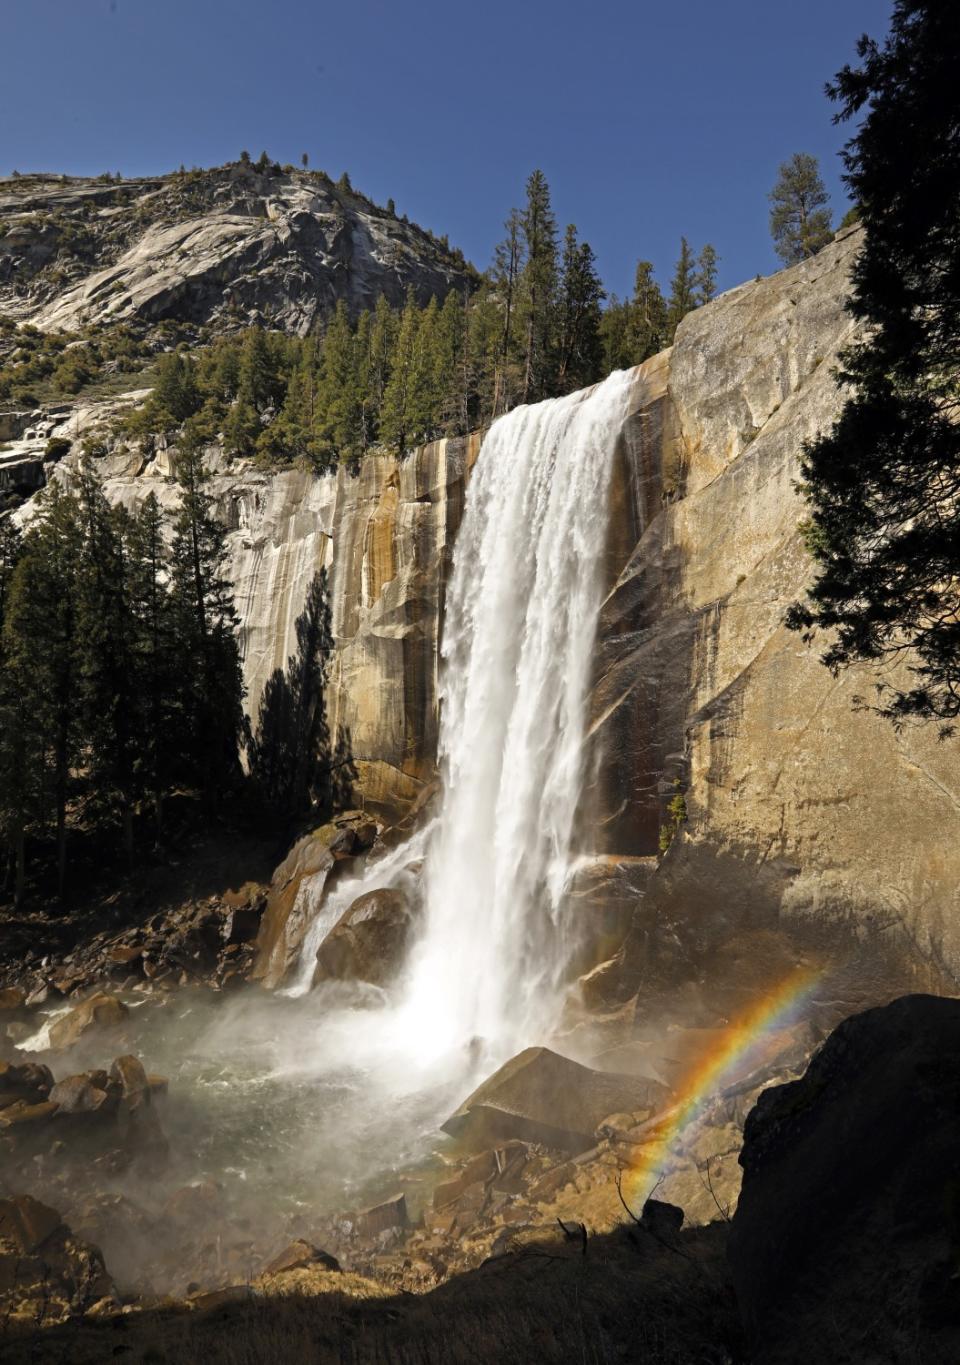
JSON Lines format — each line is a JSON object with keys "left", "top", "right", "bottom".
{"left": 294, "top": 369, "right": 637, "bottom": 1079}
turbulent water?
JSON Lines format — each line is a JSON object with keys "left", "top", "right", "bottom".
{"left": 295, "top": 369, "right": 638, "bottom": 1078}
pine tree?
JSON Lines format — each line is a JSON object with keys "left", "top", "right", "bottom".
{"left": 769, "top": 153, "right": 833, "bottom": 265}
{"left": 666, "top": 238, "right": 699, "bottom": 342}
{"left": 168, "top": 439, "right": 245, "bottom": 809}
{"left": 380, "top": 289, "right": 419, "bottom": 453}
{"left": 74, "top": 468, "right": 139, "bottom": 861}
{"left": 261, "top": 350, "right": 319, "bottom": 465}
{"left": 316, "top": 300, "right": 364, "bottom": 467}
{"left": 786, "top": 1, "right": 960, "bottom": 731}
{"left": 695, "top": 244, "right": 720, "bottom": 306}
{"left": 367, "top": 294, "right": 397, "bottom": 439}
{"left": 464, "top": 282, "right": 504, "bottom": 430}
{"left": 518, "top": 170, "right": 559, "bottom": 403}
{"left": 0, "top": 518, "right": 20, "bottom": 626}
{"left": 237, "top": 326, "right": 281, "bottom": 413}
{"left": 631, "top": 261, "right": 668, "bottom": 361}
{"left": 599, "top": 297, "right": 633, "bottom": 372}
{"left": 409, "top": 295, "right": 442, "bottom": 444}
{"left": 2, "top": 484, "right": 82, "bottom": 896}
{"left": 125, "top": 491, "right": 175, "bottom": 836}
{"left": 353, "top": 310, "right": 374, "bottom": 456}
{"left": 491, "top": 208, "right": 525, "bottom": 414}
{"left": 151, "top": 351, "right": 201, "bottom": 427}
{"left": 556, "top": 225, "right": 604, "bottom": 392}
{"left": 435, "top": 290, "right": 469, "bottom": 436}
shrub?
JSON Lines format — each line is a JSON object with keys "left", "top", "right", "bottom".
{"left": 658, "top": 779, "right": 687, "bottom": 854}
{"left": 44, "top": 436, "right": 72, "bottom": 461}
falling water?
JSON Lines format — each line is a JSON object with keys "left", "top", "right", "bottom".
{"left": 295, "top": 369, "right": 638, "bottom": 1079}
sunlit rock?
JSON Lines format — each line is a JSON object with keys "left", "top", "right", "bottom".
{"left": 442, "top": 1047, "right": 669, "bottom": 1153}
{"left": 48, "top": 993, "right": 129, "bottom": 1052}
{"left": 312, "top": 886, "right": 415, "bottom": 988}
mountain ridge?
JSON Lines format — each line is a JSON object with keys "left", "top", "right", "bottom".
{"left": 0, "top": 162, "right": 475, "bottom": 337}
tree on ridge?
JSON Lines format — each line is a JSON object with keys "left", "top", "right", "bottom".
{"left": 769, "top": 153, "right": 833, "bottom": 265}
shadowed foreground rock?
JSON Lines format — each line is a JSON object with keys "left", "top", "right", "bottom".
{"left": 729, "top": 993, "right": 960, "bottom": 1363}
{"left": 0, "top": 1195, "right": 115, "bottom": 1324}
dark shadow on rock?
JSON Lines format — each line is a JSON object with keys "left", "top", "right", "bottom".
{"left": 247, "top": 569, "right": 357, "bottom": 825}
{"left": 730, "top": 993, "right": 960, "bottom": 1364}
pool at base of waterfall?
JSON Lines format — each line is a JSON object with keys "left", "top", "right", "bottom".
{"left": 13, "top": 985, "right": 472, "bottom": 1292}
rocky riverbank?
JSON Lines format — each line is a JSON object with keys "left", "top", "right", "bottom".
{"left": 3, "top": 994, "right": 958, "bottom": 1362}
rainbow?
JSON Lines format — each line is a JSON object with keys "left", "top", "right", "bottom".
{"left": 621, "top": 967, "right": 821, "bottom": 1208}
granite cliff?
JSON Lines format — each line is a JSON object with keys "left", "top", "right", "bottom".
{"left": 9, "top": 223, "right": 960, "bottom": 989}
{"left": 0, "top": 164, "right": 472, "bottom": 335}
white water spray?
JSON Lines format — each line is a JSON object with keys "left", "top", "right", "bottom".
{"left": 295, "top": 369, "right": 638, "bottom": 1081}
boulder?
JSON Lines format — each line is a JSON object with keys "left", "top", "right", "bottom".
{"left": 442, "top": 1047, "right": 669, "bottom": 1153}
{"left": 262, "top": 1239, "right": 341, "bottom": 1276}
{"left": 729, "top": 994, "right": 960, "bottom": 1361}
{"left": 49, "top": 1073, "right": 115, "bottom": 1116}
{"left": 109, "top": 1053, "right": 150, "bottom": 1109}
{"left": 355, "top": 1193, "right": 408, "bottom": 1240}
{"left": 0, "top": 1195, "right": 114, "bottom": 1322}
{"left": 0, "top": 1060, "right": 53, "bottom": 1107}
{"left": 0, "top": 1099, "right": 58, "bottom": 1128}
{"left": 0, "top": 1194, "right": 63, "bottom": 1253}
{"left": 111, "top": 1054, "right": 168, "bottom": 1169}
{"left": 0, "top": 986, "right": 27, "bottom": 1015}
{"left": 640, "top": 1198, "right": 684, "bottom": 1240}
{"left": 312, "top": 887, "right": 415, "bottom": 988}
{"left": 48, "top": 992, "right": 128, "bottom": 1051}
{"left": 252, "top": 816, "right": 377, "bottom": 989}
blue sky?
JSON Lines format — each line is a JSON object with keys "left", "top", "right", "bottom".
{"left": 2, "top": 0, "right": 892, "bottom": 298}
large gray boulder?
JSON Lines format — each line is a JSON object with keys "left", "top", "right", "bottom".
{"left": 313, "top": 887, "right": 416, "bottom": 988}
{"left": 729, "top": 994, "right": 960, "bottom": 1362}
{"left": 442, "top": 1047, "right": 668, "bottom": 1153}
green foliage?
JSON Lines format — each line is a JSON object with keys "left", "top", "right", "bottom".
{"left": 666, "top": 238, "right": 699, "bottom": 341}
{"left": 556, "top": 225, "right": 605, "bottom": 393}
{"left": 786, "top": 1, "right": 960, "bottom": 733}
{"left": 658, "top": 780, "right": 687, "bottom": 853}
{"left": 768, "top": 153, "right": 833, "bottom": 265}
{"left": 44, "top": 436, "right": 72, "bottom": 461}
{"left": 167, "top": 440, "right": 245, "bottom": 809}
{"left": 600, "top": 260, "right": 669, "bottom": 372}
{"left": 695, "top": 244, "right": 720, "bottom": 306}
{"left": 0, "top": 459, "right": 247, "bottom": 897}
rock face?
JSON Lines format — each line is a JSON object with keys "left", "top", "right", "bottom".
{"left": 585, "top": 225, "right": 960, "bottom": 984}
{"left": 729, "top": 994, "right": 960, "bottom": 1361}
{"left": 252, "top": 812, "right": 379, "bottom": 989}
{"left": 0, "top": 167, "right": 472, "bottom": 333}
